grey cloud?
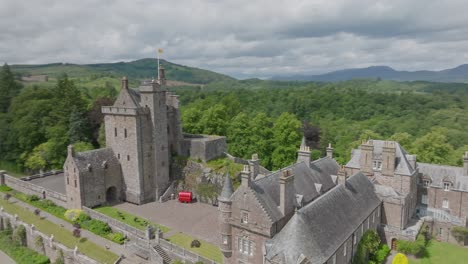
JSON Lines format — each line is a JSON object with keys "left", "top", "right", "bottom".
{"left": 1, "top": 0, "right": 468, "bottom": 78}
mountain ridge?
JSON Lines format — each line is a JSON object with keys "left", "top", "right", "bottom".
{"left": 272, "top": 64, "right": 468, "bottom": 83}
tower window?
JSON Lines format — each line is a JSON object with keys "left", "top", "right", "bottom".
{"left": 114, "top": 127, "right": 117, "bottom": 137}
{"left": 442, "top": 198, "right": 449, "bottom": 209}
{"left": 241, "top": 211, "right": 249, "bottom": 224}
{"left": 74, "top": 179, "right": 77, "bottom": 188}
{"left": 67, "top": 177, "right": 69, "bottom": 185}
{"left": 118, "top": 153, "right": 120, "bottom": 159}
{"left": 124, "top": 128, "right": 127, "bottom": 138}
{"left": 127, "top": 155, "right": 130, "bottom": 161}
{"left": 222, "top": 235, "right": 228, "bottom": 245}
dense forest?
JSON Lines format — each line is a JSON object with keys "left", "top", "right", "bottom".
{"left": 1, "top": 62, "right": 468, "bottom": 173}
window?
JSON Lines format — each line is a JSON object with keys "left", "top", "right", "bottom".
{"left": 372, "top": 212, "right": 375, "bottom": 223}
{"left": 442, "top": 198, "right": 449, "bottom": 209}
{"left": 127, "top": 155, "right": 130, "bottom": 161}
{"left": 377, "top": 206, "right": 380, "bottom": 217}
{"left": 423, "top": 179, "right": 430, "bottom": 187}
{"left": 367, "top": 218, "right": 370, "bottom": 229}
{"left": 74, "top": 179, "right": 77, "bottom": 188}
{"left": 114, "top": 127, "right": 117, "bottom": 137}
{"left": 353, "top": 234, "right": 357, "bottom": 245}
{"left": 118, "top": 153, "right": 120, "bottom": 159}
{"left": 67, "top": 178, "right": 69, "bottom": 185}
{"left": 361, "top": 224, "right": 363, "bottom": 234}
{"left": 373, "top": 160, "right": 382, "bottom": 170}
{"left": 421, "top": 194, "right": 428, "bottom": 205}
{"left": 238, "top": 237, "right": 253, "bottom": 256}
{"left": 332, "top": 254, "right": 336, "bottom": 264}
{"left": 241, "top": 211, "right": 249, "bottom": 224}
{"left": 222, "top": 235, "right": 228, "bottom": 245}
{"left": 343, "top": 241, "right": 347, "bottom": 256}
{"left": 444, "top": 182, "right": 450, "bottom": 191}
{"left": 124, "top": 128, "right": 127, "bottom": 138}
{"left": 439, "top": 228, "right": 443, "bottom": 236}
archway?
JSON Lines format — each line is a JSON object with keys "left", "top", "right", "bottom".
{"left": 391, "top": 238, "right": 397, "bottom": 250}
{"left": 106, "top": 186, "right": 117, "bottom": 204}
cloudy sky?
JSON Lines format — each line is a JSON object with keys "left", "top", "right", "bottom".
{"left": 2, "top": 0, "right": 468, "bottom": 78}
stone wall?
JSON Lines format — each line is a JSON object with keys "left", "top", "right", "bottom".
{"left": 181, "top": 134, "right": 227, "bottom": 162}
{"left": 82, "top": 207, "right": 146, "bottom": 241}
{"left": 0, "top": 208, "right": 99, "bottom": 264}
{"left": 2, "top": 173, "right": 67, "bottom": 208}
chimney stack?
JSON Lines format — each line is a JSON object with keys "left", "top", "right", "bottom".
{"left": 121, "top": 76, "right": 128, "bottom": 90}
{"left": 297, "top": 137, "right": 311, "bottom": 167}
{"left": 337, "top": 166, "right": 347, "bottom": 185}
{"left": 248, "top": 154, "right": 260, "bottom": 180}
{"left": 241, "top": 165, "right": 251, "bottom": 188}
{"left": 67, "top": 145, "right": 75, "bottom": 158}
{"left": 279, "top": 169, "right": 295, "bottom": 216}
{"left": 326, "top": 143, "right": 334, "bottom": 159}
{"left": 359, "top": 140, "right": 374, "bottom": 176}
{"left": 382, "top": 141, "right": 396, "bottom": 176}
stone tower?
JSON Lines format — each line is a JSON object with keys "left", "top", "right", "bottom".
{"left": 139, "top": 69, "right": 170, "bottom": 200}
{"left": 382, "top": 141, "right": 396, "bottom": 176}
{"left": 218, "top": 173, "right": 234, "bottom": 259}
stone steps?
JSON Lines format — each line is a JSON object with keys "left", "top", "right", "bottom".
{"left": 154, "top": 244, "right": 172, "bottom": 264}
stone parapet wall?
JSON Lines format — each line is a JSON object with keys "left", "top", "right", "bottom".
{"left": 82, "top": 207, "right": 145, "bottom": 241}
{"left": 3, "top": 174, "right": 67, "bottom": 208}
{"left": 181, "top": 135, "right": 227, "bottom": 162}
{"left": 0, "top": 208, "right": 99, "bottom": 264}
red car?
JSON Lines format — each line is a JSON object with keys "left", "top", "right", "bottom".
{"left": 178, "top": 191, "right": 193, "bottom": 203}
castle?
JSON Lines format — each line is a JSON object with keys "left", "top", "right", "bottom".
{"left": 218, "top": 140, "right": 468, "bottom": 264}
{"left": 64, "top": 67, "right": 226, "bottom": 209}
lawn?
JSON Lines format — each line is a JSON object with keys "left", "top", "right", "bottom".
{"left": 408, "top": 240, "right": 468, "bottom": 264}
{"left": 167, "top": 232, "right": 223, "bottom": 263}
{"left": 95, "top": 206, "right": 171, "bottom": 233}
{"left": 0, "top": 199, "right": 119, "bottom": 264}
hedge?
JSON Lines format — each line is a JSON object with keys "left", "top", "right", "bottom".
{"left": 0, "top": 230, "right": 50, "bottom": 264}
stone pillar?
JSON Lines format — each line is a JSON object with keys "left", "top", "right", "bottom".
{"left": 146, "top": 225, "right": 154, "bottom": 240}
{"left": 0, "top": 170, "right": 6, "bottom": 186}
{"left": 74, "top": 246, "right": 78, "bottom": 257}
{"left": 156, "top": 228, "right": 162, "bottom": 243}
{"left": 50, "top": 234, "right": 54, "bottom": 248}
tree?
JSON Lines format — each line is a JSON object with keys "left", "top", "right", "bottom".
{"left": 199, "top": 104, "right": 228, "bottom": 136}
{"left": 271, "top": 112, "right": 302, "bottom": 169}
{"left": 302, "top": 121, "right": 321, "bottom": 150}
{"left": 412, "top": 128, "right": 453, "bottom": 164}
{"left": 181, "top": 106, "right": 203, "bottom": 134}
{"left": 68, "top": 106, "right": 90, "bottom": 144}
{"left": 0, "top": 63, "right": 22, "bottom": 113}
{"left": 249, "top": 112, "right": 274, "bottom": 169}
{"left": 227, "top": 112, "right": 253, "bottom": 158}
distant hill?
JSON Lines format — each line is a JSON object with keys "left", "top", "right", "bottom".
{"left": 11, "top": 59, "right": 235, "bottom": 84}
{"left": 272, "top": 65, "right": 468, "bottom": 83}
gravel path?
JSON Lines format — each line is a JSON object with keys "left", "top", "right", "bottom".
{"left": 0, "top": 250, "right": 15, "bottom": 264}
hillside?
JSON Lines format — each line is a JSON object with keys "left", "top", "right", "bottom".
{"left": 272, "top": 65, "right": 468, "bottom": 83}
{"left": 11, "top": 59, "right": 235, "bottom": 84}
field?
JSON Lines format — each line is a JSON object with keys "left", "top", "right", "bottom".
{"left": 408, "top": 240, "right": 468, "bottom": 264}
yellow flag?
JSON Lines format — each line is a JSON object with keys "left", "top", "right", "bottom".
{"left": 158, "top": 48, "right": 163, "bottom": 54}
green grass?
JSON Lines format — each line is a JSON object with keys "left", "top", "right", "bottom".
{"left": 408, "top": 240, "right": 468, "bottom": 264}
{"left": 94, "top": 206, "right": 170, "bottom": 233}
{"left": 205, "top": 158, "right": 243, "bottom": 189}
{"left": 166, "top": 232, "right": 222, "bottom": 263}
{"left": 0, "top": 199, "right": 119, "bottom": 263}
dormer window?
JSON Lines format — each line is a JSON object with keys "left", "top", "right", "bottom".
{"left": 373, "top": 160, "right": 382, "bottom": 170}
{"left": 444, "top": 182, "right": 451, "bottom": 191}
{"left": 241, "top": 211, "right": 249, "bottom": 224}
{"left": 423, "top": 179, "right": 430, "bottom": 187}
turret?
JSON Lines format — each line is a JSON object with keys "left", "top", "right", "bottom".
{"left": 218, "top": 173, "right": 234, "bottom": 257}
{"left": 121, "top": 76, "right": 128, "bottom": 90}
{"left": 158, "top": 65, "right": 166, "bottom": 86}
{"left": 382, "top": 141, "right": 396, "bottom": 176}
{"left": 359, "top": 140, "right": 374, "bottom": 176}
{"left": 297, "top": 137, "right": 311, "bottom": 167}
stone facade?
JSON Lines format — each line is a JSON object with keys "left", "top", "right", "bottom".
{"left": 64, "top": 68, "right": 227, "bottom": 209}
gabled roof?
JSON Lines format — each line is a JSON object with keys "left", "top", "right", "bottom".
{"left": 265, "top": 172, "right": 382, "bottom": 264}
{"left": 418, "top": 162, "right": 468, "bottom": 191}
{"left": 72, "top": 148, "right": 119, "bottom": 173}
{"left": 113, "top": 87, "right": 141, "bottom": 108}
{"left": 250, "top": 157, "right": 339, "bottom": 222}
{"left": 346, "top": 140, "right": 415, "bottom": 176}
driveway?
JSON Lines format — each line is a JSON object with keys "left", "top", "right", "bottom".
{"left": 0, "top": 250, "right": 15, "bottom": 264}
{"left": 113, "top": 200, "right": 220, "bottom": 244}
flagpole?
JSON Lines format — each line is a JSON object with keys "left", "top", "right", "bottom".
{"left": 157, "top": 50, "right": 160, "bottom": 81}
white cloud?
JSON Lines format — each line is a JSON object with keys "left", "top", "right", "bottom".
{"left": 1, "top": 0, "right": 468, "bottom": 78}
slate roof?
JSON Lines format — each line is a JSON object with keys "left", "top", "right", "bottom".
{"left": 219, "top": 173, "right": 234, "bottom": 201}
{"left": 418, "top": 162, "right": 468, "bottom": 191}
{"left": 72, "top": 148, "right": 119, "bottom": 173}
{"left": 346, "top": 140, "right": 415, "bottom": 176}
{"left": 127, "top": 88, "right": 142, "bottom": 106}
{"left": 265, "top": 172, "right": 382, "bottom": 264}
{"left": 250, "top": 157, "right": 339, "bottom": 222}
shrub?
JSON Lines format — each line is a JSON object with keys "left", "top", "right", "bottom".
{"left": 171, "top": 260, "right": 184, "bottom": 264}
{"left": 392, "top": 253, "right": 408, "bottom": 264}
{"left": 0, "top": 230, "right": 50, "bottom": 264}
{"left": 28, "top": 195, "right": 40, "bottom": 202}
{"left": 54, "top": 249, "right": 64, "bottom": 264}
{"left": 4, "top": 218, "right": 12, "bottom": 233}
{"left": 353, "top": 230, "right": 381, "bottom": 264}
{"left": 396, "top": 233, "right": 425, "bottom": 255}
{"left": 375, "top": 244, "right": 391, "bottom": 263}
{"left": 64, "top": 209, "right": 84, "bottom": 222}
{"left": 451, "top": 226, "right": 468, "bottom": 243}
{"left": 12, "top": 225, "right": 26, "bottom": 246}
{"left": 108, "top": 232, "right": 126, "bottom": 244}
{"left": 34, "top": 208, "right": 41, "bottom": 216}
{"left": 191, "top": 239, "right": 201, "bottom": 248}
{"left": 35, "top": 236, "right": 45, "bottom": 253}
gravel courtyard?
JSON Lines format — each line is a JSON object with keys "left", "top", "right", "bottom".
{"left": 29, "top": 173, "right": 66, "bottom": 194}
{"left": 113, "top": 200, "right": 220, "bottom": 244}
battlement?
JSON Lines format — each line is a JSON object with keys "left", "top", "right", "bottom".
{"left": 101, "top": 106, "right": 148, "bottom": 116}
